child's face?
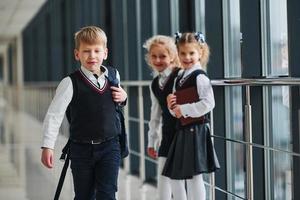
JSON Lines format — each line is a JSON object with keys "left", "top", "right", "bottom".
{"left": 149, "top": 44, "right": 173, "bottom": 72}
{"left": 178, "top": 43, "right": 202, "bottom": 69}
{"left": 74, "top": 42, "right": 107, "bottom": 73}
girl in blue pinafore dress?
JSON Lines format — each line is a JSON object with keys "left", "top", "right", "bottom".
{"left": 163, "top": 32, "right": 220, "bottom": 200}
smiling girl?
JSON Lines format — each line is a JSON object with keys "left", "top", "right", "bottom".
{"left": 143, "top": 35, "right": 183, "bottom": 200}
{"left": 164, "top": 32, "right": 220, "bottom": 200}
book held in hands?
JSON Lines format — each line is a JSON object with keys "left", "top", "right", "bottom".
{"left": 174, "top": 86, "right": 206, "bottom": 126}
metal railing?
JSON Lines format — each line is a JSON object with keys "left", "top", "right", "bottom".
{"left": 4, "top": 77, "right": 300, "bottom": 200}
{"left": 121, "top": 77, "right": 300, "bottom": 200}
{"left": 210, "top": 77, "right": 300, "bottom": 200}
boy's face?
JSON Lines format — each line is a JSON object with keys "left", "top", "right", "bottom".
{"left": 149, "top": 44, "right": 174, "bottom": 72}
{"left": 74, "top": 42, "right": 108, "bottom": 73}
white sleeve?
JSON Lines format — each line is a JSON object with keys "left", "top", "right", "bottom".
{"left": 180, "top": 74, "right": 215, "bottom": 118}
{"left": 42, "top": 77, "right": 73, "bottom": 149}
{"left": 147, "top": 86, "right": 162, "bottom": 148}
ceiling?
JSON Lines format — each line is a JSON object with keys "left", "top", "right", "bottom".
{"left": 0, "top": 0, "right": 46, "bottom": 53}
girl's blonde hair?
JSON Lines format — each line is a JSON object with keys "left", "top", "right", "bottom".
{"left": 143, "top": 35, "right": 180, "bottom": 68}
{"left": 175, "top": 32, "right": 210, "bottom": 69}
{"left": 74, "top": 26, "right": 107, "bottom": 49}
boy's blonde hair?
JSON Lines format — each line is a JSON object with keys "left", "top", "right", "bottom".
{"left": 74, "top": 26, "right": 107, "bottom": 49}
{"left": 176, "top": 32, "right": 210, "bottom": 69}
{"left": 143, "top": 35, "right": 180, "bottom": 68}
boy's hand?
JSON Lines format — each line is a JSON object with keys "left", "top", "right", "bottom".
{"left": 147, "top": 147, "right": 157, "bottom": 159}
{"left": 41, "top": 148, "right": 54, "bottom": 168}
{"left": 111, "top": 86, "right": 127, "bottom": 103}
{"left": 167, "top": 93, "right": 176, "bottom": 110}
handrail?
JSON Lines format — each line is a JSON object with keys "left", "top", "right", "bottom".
{"left": 211, "top": 77, "right": 300, "bottom": 86}
{"left": 213, "top": 135, "right": 300, "bottom": 157}
{"left": 21, "top": 77, "right": 300, "bottom": 88}
{"left": 209, "top": 76, "right": 300, "bottom": 200}
{"left": 20, "top": 77, "right": 300, "bottom": 200}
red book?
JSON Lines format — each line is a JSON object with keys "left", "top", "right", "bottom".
{"left": 174, "top": 86, "right": 205, "bottom": 126}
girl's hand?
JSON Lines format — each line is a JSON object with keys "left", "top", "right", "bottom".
{"left": 111, "top": 86, "right": 127, "bottom": 103}
{"left": 172, "top": 105, "right": 183, "bottom": 118}
{"left": 147, "top": 147, "right": 158, "bottom": 159}
{"left": 167, "top": 94, "right": 177, "bottom": 109}
{"left": 41, "top": 148, "right": 54, "bottom": 169}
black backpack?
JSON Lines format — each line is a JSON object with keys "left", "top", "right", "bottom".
{"left": 106, "top": 66, "right": 129, "bottom": 159}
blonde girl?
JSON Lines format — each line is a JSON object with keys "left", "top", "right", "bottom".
{"left": 143, "top": 35, "right": 183, "bottom": 200}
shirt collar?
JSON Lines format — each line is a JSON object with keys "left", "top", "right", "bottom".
{"left": 80, "top": 65, "right": 109, "bottom": 80}
{"left": 159, "top": 67, "right": 173, "bottom": 78}
{"left": 183, "top": 64, "right": 203, "bottom": 77}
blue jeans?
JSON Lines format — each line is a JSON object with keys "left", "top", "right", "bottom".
{"left": 69, "top": 137, "right": 121, "bottom": 200}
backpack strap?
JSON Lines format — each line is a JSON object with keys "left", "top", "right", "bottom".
{"left": 105, "top": 66, "right": 129, "bottom": 158}
{"left": 105, "top": 66, "right": 119, "bottom": 87}
{"left": 54, "top": 140, "right": 71, "bottom": 200}
{"left": 105, "top": 66, "right": 128, "bottom": 107}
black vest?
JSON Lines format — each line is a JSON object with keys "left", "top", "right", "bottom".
{"left": 67, "top": 68, "right": 118, "bottom": 141}
{"left": 151, "top": 68, "right": 180, "bottom": 134}
{"left": 175, "top": 69, "right": 210, "bottom": 125}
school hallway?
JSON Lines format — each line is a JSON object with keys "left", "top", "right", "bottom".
{"left": 0, "top": 96, "right": 157, "bottom": 200}
{"left": 2, "top": 0, "right": 300, "bottom": 199}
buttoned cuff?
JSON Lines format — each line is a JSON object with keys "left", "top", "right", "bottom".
{"left": 180, "top": 105, "right": 190, "bottom": 118}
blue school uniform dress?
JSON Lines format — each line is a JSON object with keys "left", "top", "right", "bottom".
{"left": 162, "top": 66, "right": 220, "bottom": 180}
{"left": 150, "top": 68, "right": 180, "bottom": 157}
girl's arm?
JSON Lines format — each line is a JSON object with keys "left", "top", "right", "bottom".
{"left": 147, "top": 86, "right": 162, "bottom": 150}
{"left": 166, "top": 71, "right": 183, "bottom": 117}
{"left": 179, "top": 74, "right": 215, "bottom": 118}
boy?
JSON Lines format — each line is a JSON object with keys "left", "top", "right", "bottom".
{"left": 41, "top": 26, "right": 127, "bottom": 200}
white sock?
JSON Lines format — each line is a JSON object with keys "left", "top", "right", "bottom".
{"left": 170, "top": 179, "right": 187, "bottom": 200}
{"left": 157, "top": 157, "right": 172, "bottom": 200}
{"left": 187, "top": 174, "right": 206, "bottom": 200}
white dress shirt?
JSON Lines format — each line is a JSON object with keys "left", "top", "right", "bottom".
{"left": 147, "top": 67, "right": 173, "bottom": 148}
{"left": 42, "top": 65, "right": 121, "bottom": 149}
{"left": 171, "top": 64, "right": 215, "bottom": 118}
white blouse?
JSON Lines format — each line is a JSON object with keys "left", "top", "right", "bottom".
{"left": 171, "top": 64, "right": 215, "bottom": 119}
{"left": 147, "top": 67, "right": 173, "bottom": 148}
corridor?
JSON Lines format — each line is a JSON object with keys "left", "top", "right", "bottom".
{"left": 0, "top": 95, "right": 156, "bottom": 200}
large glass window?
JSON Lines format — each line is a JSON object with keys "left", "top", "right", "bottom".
{"left": 265, "top": 86, "right": 292, "bottom": 200}
{"left": 225, "top": 87, "right": 245, "bottom": 199}
{"left": 0, "top": 56, "right": 3, "bottom": 80}
{"left": 262, "top": 0, "right": 291, "bottom": 199}
{"left": 223, "top": 0, "right": 245, "bottom": 199}
{"left": 268, "top": 0, "right": 289, "bottom": 76}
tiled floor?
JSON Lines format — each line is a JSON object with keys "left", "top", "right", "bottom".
{"left": 0, "top": 101, "right": 157, "bottom": 200}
